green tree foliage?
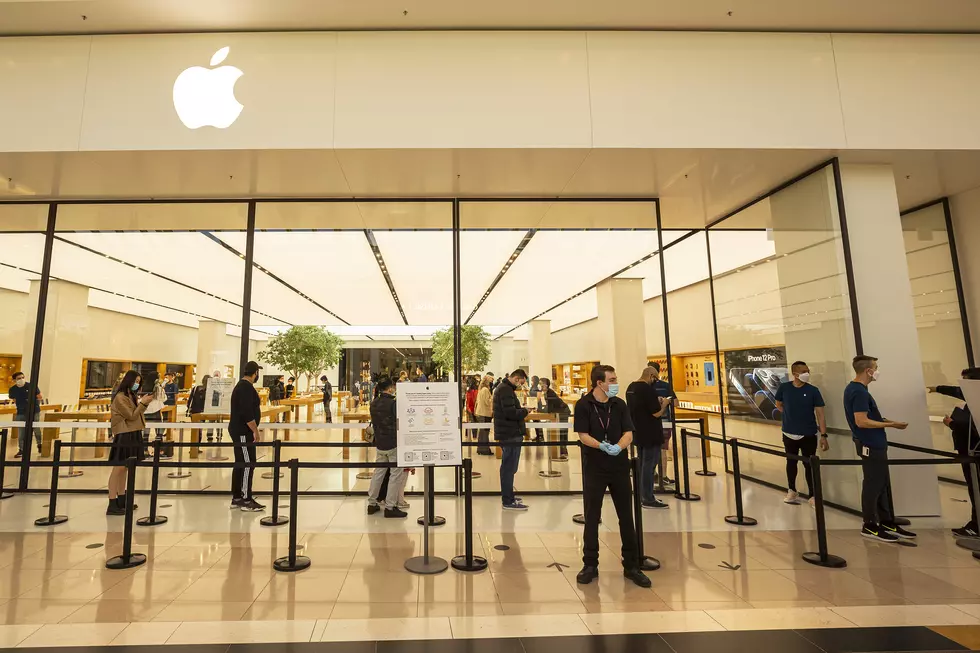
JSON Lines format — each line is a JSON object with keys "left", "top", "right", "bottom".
{"left": 258, "top": 326, "right": 344, "bottom": 388}
{"left": 430, "top": 325, "right": 491, "bottom": 374}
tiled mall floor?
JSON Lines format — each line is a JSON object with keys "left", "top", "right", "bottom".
{"left": 0, "top": 466, "right": 975, "bottom": 647}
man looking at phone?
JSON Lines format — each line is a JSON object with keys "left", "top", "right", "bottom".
{"left": 844, "top": 355, "right": 914, "bottom": 542}
{"left": 775, "top": 361, "right": 829, "bottom": 506}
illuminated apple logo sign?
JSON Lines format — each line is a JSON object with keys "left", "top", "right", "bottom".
{"left": 172, "top": 47, "right": 243, "bottom": 129}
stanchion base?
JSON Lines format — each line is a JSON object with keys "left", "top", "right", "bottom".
{"left": 34, "top": 515, "right": 68, "bottom": 526}
{"left": 355, "top": 472, "right": 373, "bottom": 480}
{"left": 0, "top": 492, "right": 14, "bottom": 500}
{"left": 893, "top": 517, "right": 911, "bottom": 526}
{"left": 451, "top": 554, "right": 489, "bottom": 572}
{"left": 417, "top": 515, "right": 447, "bottom": 527}
{"left": 136, "top": 515, "right": 168, "bottom": 527}
{"left": 207, "top": 455, "right": 229, "bottom": 462}
{"left": 724, "top": 515, "right": 758, "bottom": 526}
{"left": 538, "top": 471, "right": 562, "bottom": 478}
{"left": 166, "top": 472, "right": 192, "bottom": 479}
{"left": 260, "top": 515, "right": 289, "bottom": 527}
{"left": 59, "top": 470, "right": 83, "bottom": 478}
{"left": 802, "top": 551, "right": 848, "bottom": 568}
{"left": 694, "top": 471, "right": 717, "bottom": 477}
{"left": 273, "top": 555, "right": 311, "bottom": 572}
{"left": 572, "top": 513, "right": 601, "bottom": 525}
{"left": 639, "top": 556, "right": 661, "bottom": 571}
{"left": 405, "top": 555, "right": 449, "bottom": 575}
{"left": 673, "top": 493, "right": 702, "bottom": 502}
{"left": 105, "top": 553, "right": 147, "bottom": 570}
{"left": 261, "top": 472, "right": 285, "bottom": 480}
{"left": 955, "top": 538, "right": 980, "bottom": 552}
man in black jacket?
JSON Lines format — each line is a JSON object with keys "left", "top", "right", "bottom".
{"left": 321, "top": 375, "right": 333, "bottom": 422}
{"left": 929, "top": 367, "right": 980, "bottom": 538}
{"left": 229, "top": 361, "right": 265, "bottom": 513}
{"left": 366, "top": 380, "right": 407, "bottom": 518}
{"left": 626, "top": 366, "right": 670, "bottom": 509}
{"left": 494, "top": 369, "right": 529, "bottom": 511}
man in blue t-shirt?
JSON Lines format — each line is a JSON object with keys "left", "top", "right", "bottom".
{"left": 774, "top": 361, "right": 828, "bottom": 506}
{"left": 843, "top": 355, "right": 914, "bottom": 542}
{"left": 8, "top": 372, "right": 42, "bottom": 458}
{"left": 649, "top": 362, "right": 676, "bottom": 489}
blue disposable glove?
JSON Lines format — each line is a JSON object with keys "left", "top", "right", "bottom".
{"left": 603, "top": 442, "right": 622, "bottom": 456}
{"left": 597, "top": 441, "right": 613, "bottom": 455}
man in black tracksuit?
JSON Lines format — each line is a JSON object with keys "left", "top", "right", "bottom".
{"left": 575, "top": 364, "right": 651, "bottom": 588}
{"left": 494, "top": 369, "right": 529, "bottom": 511}
{"left": 929, "top": 367, "right": 980, "bottom": 538}
{"left": 230, "top": 361, "right": 265, "bottom": 512}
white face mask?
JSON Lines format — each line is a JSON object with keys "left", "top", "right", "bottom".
{"left": 797, "top": 372, "right": 810, "bottom": 383}
{"left": 870, "top": 369, "right": 880, "bottom": 382}
{"left": 14, "top": 379, "right": 25, "bottom": 388}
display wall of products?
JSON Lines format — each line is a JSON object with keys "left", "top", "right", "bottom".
{"left": 551, "top": 361, "right": 598, "bottom": 395}
{"left": 80, "top": 358, "right": 194, "bottom": 397}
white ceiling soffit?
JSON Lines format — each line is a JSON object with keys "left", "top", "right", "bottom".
{"left": 2, "top": 0, "right": 980, "bottom": 34}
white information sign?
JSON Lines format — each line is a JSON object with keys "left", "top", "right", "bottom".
{"left": 397, "top": 382, "right": 462, "bottom": 467}
{"left": 203, "top": 377, "right": 235, "bottom": 415}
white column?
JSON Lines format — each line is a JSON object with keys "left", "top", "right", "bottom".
{"left": 596, "top": 278, "right": 647, "bottom": 385}
{"left": 489, "top": 336, "right": 516, "bottom": 377}
{"left": 21, "top": 280, "right": 89, "bottom": 407}
{"left": 950, "top": 186, "right": 980, "bottom": 363}
{"left": 841, "top": 164, "right": 940, "bottom": 517}
{"left": 528, "top": 319, "right": 553, "bottom": 382}
{"left": 197, "top": 321, "right": 236, "bottom": 382}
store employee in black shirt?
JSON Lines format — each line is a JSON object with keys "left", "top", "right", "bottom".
{"left": 229, "top": 360, "right": 265, "bottom": 512}
{"left": 574, "top": 364, "right": 651, "bottom": 588}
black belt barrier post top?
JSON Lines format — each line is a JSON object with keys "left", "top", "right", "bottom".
{"left": 273, "top": 458, "right": 310, "bottom": 572}
{"left": 34, "top": 439, "right": 67, "bottom": 527}
{"left": 694, "top": 420, "right": 716, "bottom": 477}
{"left": 674, "top": 429, "right": 700, "bottom": 502}
{"left": 106, "top": 456, "right": 147, "bottom": 570}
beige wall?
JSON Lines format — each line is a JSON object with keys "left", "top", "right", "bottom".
{"left": 4, "top": 32, "right": 980, "bottom": 152}
{"left": 951, "top": 186, "right": 980, "bottom": 363}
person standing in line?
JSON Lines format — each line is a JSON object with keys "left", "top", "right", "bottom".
{"left": 474, "top": 376, "right": 494, "bottom": 455}
{"left": 230, "top": 361, "right": 265, "bottom": 512}
{"left": 9, "top": 372, "right": 42, "bottom": 458}
{"left": 144, "top": 376, "right": 167, "bottom": 444}
{"left": 465, "top": 377, "right": 478, "bottom": 425}
{"left": 415, "top": 366, "right": 428, "bottom": 383}
{"left": 494, "top": 369, "right": 529, "bottom": 511}
{"left": 575, "top": 364, "right": 651, "bottom": 588}
{"left": 529, "top": 375, "right": 544, "bottom": 442}
{"left": 844, "top": 355, "right": 914, "bottom": 542}
{"left": 485, "top": 372, "right": 497, "bottom": 391}
{"left": 285, "top": 377, "right": 295, "bottom": 400}
{"left": 164, "top": 373, "right": 179, "bottom": 408}
{"left": 626, "top": 366, "right": 671, "bottom": 509}
{"left": 108, "top": 370, "right": 152, "bottom": 515}
{"left": 929, "top": 367, "right": 980, "bottom": 538}
{"left": 320, "top": 375, "right": 333, "bottom": 423}
{"left": 366, "top": 380, "right": 408, "bottom": 518}
{"left": 775, "top": 361, "right": 829, "bottom": 506}
{"left": 539, "top": 378, "right": 571, "bottom": 459}
{"left": 187, "top": 374, "right": 212, "bottom": 449}
{"left": 649, "top": 362, "right": 677, "bottom": 489}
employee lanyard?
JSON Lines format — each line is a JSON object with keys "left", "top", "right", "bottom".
{"left": 592, "top": 403, "right": 611, "bottom": 441}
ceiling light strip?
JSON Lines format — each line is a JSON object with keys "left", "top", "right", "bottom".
{"left": 465, "top": 229, "right": 536, "bottom": 325}
{"left": 364, "top": 230, "right": 408, "bottom": 326}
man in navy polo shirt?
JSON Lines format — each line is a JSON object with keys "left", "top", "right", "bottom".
{"left": 844, "top": 355, "right": 915, "bottom": 542}
{"left": 774, "top": 361, "right": 828, "bottom": 506}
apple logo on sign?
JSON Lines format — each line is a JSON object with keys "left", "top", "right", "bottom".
{"left": 172, "top": 47, "right": 243, "bottom": 129}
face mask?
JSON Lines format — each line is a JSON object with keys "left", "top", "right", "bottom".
{"left": 131, "top": 383, "right": 140, "bottom": 392}
{"left": 606, "top": 383, "right": 620, "bottom": 398}
{"left": 798, "top": 372, "right": 810, "bottom": 383}
{"left": 14, "top": 379, "right": 25, "bottom": 388}
{"left": 870, "top": 369, "right": 880, "bottom": 382}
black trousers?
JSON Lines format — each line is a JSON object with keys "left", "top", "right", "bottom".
{"left": 231, "top": 431, "right": 256, "bottom": 501}
{"left": 854, "top": 440, "right": 893, "bottom": 526}
{"left": 783, "top": 434, "right": 818, "bottom": 493}
{"left": 962, "top": 461, "right": 980, "bottom": 529}
{"left": 582, "top": 456, "right": 638, "bottom": 569}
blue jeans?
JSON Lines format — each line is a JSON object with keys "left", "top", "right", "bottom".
{"left": 499, "top": 436, "right": 523, "bottom": 505}
{"left": 639, "top": 444, "right": 663, "bottom": 502}
{"left": 15, "top": 414, "right": 41, "bottom": 453}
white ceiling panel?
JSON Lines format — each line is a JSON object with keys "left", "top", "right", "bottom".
{"left": 373, "top": 230, "right": 454, "bottom": 326}
{"left": 88, "top": 289, "right": 202, "bottom": 329}
{"left": 539, "top": 289, "right": 598, "bottom": 332}
{"left": 460, "top": 229, "right": 529, "bottom": 320}
{"left": 0, "top": 233, "right": 46, "bottom": 274}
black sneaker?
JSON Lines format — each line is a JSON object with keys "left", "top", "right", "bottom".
{"left": 115, "top": 496, "right": 137, "bottom": 510}
{"left": 624, "top": 568, "right": 652, "bottom": 588}
{"left": 882, "top": 523, "right": 917, "bottom": 539}
{"left": 642, "top": 499, "right": 669, "bottom": 509}
{"left": 230, "top": 498, "right": 244, "bottom": 509}
{"left": 240, "top": 499, "right": 266, "bottom": 512}
{"left": 13, "top": 451, "right": 21, "bottom": 459}
{"left": 367, "top": 503, "right": 381, "bottom": 515}
{"left": 576, "top": 565, "right": 598, "bottom": 585}
{"left": 861, "top": 523, "right": 899, "bottom": 542}
{"left": 384, "top": 507, "right": 408, "bottom": 519}
{"left": 106, "top": 501, "right": 125, "bottom": 516}
{"left": 952, "top": 525, "right": 980, "bottom": 539}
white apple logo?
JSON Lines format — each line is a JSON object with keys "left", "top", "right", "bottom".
{"left": 172, "top": 47, "right": 243, "bottom": 129}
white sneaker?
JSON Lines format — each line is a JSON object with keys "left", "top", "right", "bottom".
{"left": 808, "top": 496, "right": 816, "bottom": 508}
{"left": 396, "top": 500, "right": 410, "bottom": 510}
{"left": 784, "top": 490, "right": 800, "bottom": 504}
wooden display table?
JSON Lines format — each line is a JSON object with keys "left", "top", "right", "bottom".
{"left": 493, "top": 412, "right": 563, "bottom": 461}
{"left": 39, "top": 409, "right": 108, "bottom": 458}
{"left": 340, "top": 410, "right": 371, "bottom": 461}
{"left": 280, "top": 395, "right": 320, "bottom": 423}
{"left": 336, "top": 391, "right": 351, "bottom": 413}
{"left": 189, "top": 405, "right": 292, "bottom": 457}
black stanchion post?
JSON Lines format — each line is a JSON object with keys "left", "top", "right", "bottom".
{"left": 417, "top": 464, "right": 446, "bottom": 526}
{"left": 0, "top": 430, "right": 13, "bottom": 499}
{"left": 137, "top": 446, "right": 167, "bottom": 527}
{"left": 803, "top": 455, "right": 847, "bottom": 568}
{"left": 694, "top": 420, "right": 716, "bottom": 477}
{"left": 452, "top": 458, "right": 488, "bottom": 572}
{"left": 572, "top": 442, "right": 598, "bottom": 525}
{"left": 724, "top": 439, "right": 757, "bottom": 526}
{"left": 631, "top": 454, "right": 661, "bottom": 571}
{"left": 260, "top": 440, "right": 288, "bottom": 527}
{"left": 106, "top": 457, "right": 147, "bottom": 569}
{"left": 274, "top": 458, "right": 311, "bottom": 572}
{"left": 34, "top": 440, "right": 67, "bottom": 526}
{"left": 673, "top": 429, "right": 701, "bottom": 502}
{"left": 670, "top": 426, "right": 681, "bottom": 490}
